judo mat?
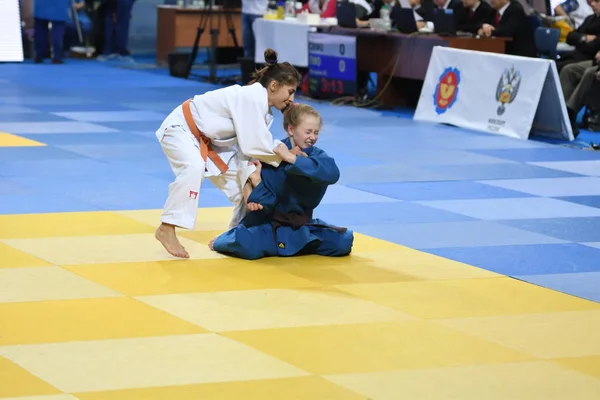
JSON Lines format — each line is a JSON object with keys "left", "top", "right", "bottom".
{"left": 0, "top": 60, "right": 599, "bottom": 399}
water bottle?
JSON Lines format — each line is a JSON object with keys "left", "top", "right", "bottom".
{"left": 277, "top": 0, "right": 285, "bottom": 19}
{"left": 380, "top": 4, "right": 391, "bottom": 30}
{"left": 285, "top": 0, "right": 296, "bottom": 17}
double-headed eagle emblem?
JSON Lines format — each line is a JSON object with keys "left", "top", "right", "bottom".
{"left": 495, "top": 66, "right": 521, "bottom": 116}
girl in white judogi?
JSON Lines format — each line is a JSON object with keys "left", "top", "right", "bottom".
{"left": 155, "top": 48, "right": 302, "bottom": 259}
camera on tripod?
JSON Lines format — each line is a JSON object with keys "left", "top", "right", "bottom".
{"left": 183, "top": 0, "right": 243, "bottom": 84}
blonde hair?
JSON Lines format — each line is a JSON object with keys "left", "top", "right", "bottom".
{"left": 283, "top": 103, "right": 322, "bottom": 132}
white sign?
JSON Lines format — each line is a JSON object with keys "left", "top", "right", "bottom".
{"left": 414, "top": 46, "right": 574, "bottom": 141}
{"left": 253, "top": 18, "right": 315, "bottom": 67}
{"left": 0, "top": 0, "right": 24, "bottom": 62}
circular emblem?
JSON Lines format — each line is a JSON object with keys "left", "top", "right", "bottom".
{"left": 433, "top": 67, "right": 461, "bottom": 115}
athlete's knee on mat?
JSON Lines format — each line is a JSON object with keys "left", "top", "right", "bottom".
{"left": 215, "top": 243, "right": 265, "bottom": 260}
{"left": 339, "top": 230, "right": 355, "bottom": 255}
{"left": 212, "top": 231, "right": 238, "bottom": 254}
{"left": 318, "top": 230, "right": 354, "bottom": 257}
{"left": 212, "top": 227, "right": 265, "bottom": 260}
{"left": 234, "top": 248, "right": 266, "bottom": 260}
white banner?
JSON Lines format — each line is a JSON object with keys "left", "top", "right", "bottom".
{"left": 0, "top": 0, "right": 24, "bottom": 62}
{"left": 414, "top": 46, "right": 574, "bottom": 141}
{"left": 254, "top": 18, "right": 316, "bottom": 67}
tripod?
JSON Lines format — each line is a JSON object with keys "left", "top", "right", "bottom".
{"left": 185, "top": 0, "right": 241, "bottom": 83}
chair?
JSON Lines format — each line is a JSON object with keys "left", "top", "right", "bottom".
{"left": 534, "top": 27, "right": 560, "bottom": 60}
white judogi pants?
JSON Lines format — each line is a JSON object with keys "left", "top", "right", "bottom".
{"left": 159, "top": 125, "right": 249, "bottom": 230}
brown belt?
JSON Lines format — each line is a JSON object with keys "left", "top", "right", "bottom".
{"left": 271, "top": 210, "right": 348, "bottom": 236}
{"left": 181, "top": 99, "right": 229, "bottom": 174}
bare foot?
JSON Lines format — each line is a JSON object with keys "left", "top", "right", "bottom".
{"left": 208, "top": 237, "right": 217, "bottom": 251}
{"left": 155, "top": 223, "right": 190, "bottom": 259}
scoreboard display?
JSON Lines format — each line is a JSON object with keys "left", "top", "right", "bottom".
{"left": 307, "top": 32, "right": 357, "bottom": 98}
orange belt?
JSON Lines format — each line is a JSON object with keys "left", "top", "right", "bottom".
{"left": 181, "top": 99, "right": 229, "bottom": 174}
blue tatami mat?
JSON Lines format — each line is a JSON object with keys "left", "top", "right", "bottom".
{"left": 348, "top": 180, "right": 535, "bottom": 201}
{"left": 516, "top": 272, "right": 600, "bottom": 303}
{"left": 428, "top": 243, "right": 600, "bottom": 276}
{"left": 0, "top": 58, "right": 599, "bottom": 304}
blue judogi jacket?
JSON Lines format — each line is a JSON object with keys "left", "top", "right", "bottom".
{"left": 242, "top": 137, "right": 341, "bottom": 255}
{"left": 34, "top": 0, "right": 72, "bottom": 21}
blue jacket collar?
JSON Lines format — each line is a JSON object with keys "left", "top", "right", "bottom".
{"left": 283, "top": 137, "right": 314, "bottom": 155}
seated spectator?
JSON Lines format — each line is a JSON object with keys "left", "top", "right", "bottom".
{"left": 301, "top": 0, "right": 372, "bottom": 19}
{"left": 410, "top": 0, "right": 435, "bottom": 21}
{"left": 456, "top": 0, "right": 495, "bottom": 34}
{"left": 560, "top": 50, "right": 600, "bottom": 135}
{"left": 432, "top": 0, "right": 463, "bottom": 15}
{"left": 554, "top": 0, "right": 593, "bottom": 29}
{"left": 411, "top": 0, "right": 463, "bottom": 30}
{"left": 358, "top": 0, "right": 397, "bottom": 20}
{"left": 477, "top": 0, "right": 537, "bottom": 58}
{"left": 556, "top": 0, "right": 600, "bottom": 71}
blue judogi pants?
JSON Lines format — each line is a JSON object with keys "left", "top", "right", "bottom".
{"left": 213, "top": 222, "right": 354, "bottom": 260}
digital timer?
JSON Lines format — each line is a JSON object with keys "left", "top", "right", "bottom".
{"left": 307, "top": 33, "right": 357, "bottom": 99}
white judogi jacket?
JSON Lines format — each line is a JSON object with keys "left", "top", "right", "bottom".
{"left": 156, "top": 82, "right": 282, "bottom": 184}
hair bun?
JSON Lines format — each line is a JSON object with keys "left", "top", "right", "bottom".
{"left": 264, "top": 48, "right": 278, "bottom": 65}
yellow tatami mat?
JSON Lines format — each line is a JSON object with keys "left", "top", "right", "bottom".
{"left": 0, "top": 132, "right": 45, "bottom": 147}
{"left": 1, "top": 208, "right": 599, "bottom": 399}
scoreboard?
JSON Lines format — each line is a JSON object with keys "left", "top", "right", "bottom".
{"left": 307, "top": 32, "right": 357, "bottom": 98}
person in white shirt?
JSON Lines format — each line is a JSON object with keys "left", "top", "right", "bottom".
{"left": 155, "top": 48, "right": 302, "bottom": 259}
{"left": 552, "top": 0, "right": 594, "bottom": 29}
{"left": 242, "top": 0, "right": 269, "bottom": 58}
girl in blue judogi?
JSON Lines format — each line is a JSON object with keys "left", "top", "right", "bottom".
{"left": 210, "top": 104, "right": 354, "bottom": 260}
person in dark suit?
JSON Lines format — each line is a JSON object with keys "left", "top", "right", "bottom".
{"left": 456, "top": 0, "right": 495, "bottom": 34}
{"left": 359, "top": 0, "right": 396, "bottom": 20}
{"left": 433, "top": 0, "right": 463, "bottom": 14}
{"left": 556, "top": 0, "right": 600, "bottom": 71}
{"left": 412, "top": 0, "right": 436, "bottom": 22}
{"left": 410, "top": 0, "right": 461, "bottom": 30}
{"left": 477, "top": 0, "right": 536, "bottom": 58}
{"left": 413, "top": 0, "right": 460, "bottom": 21}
